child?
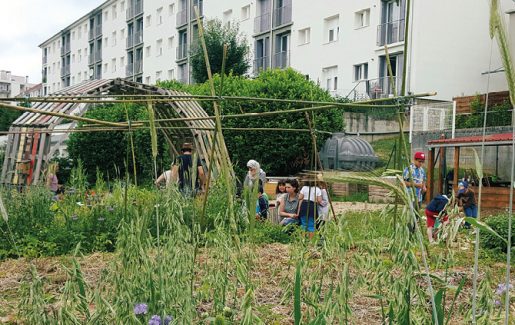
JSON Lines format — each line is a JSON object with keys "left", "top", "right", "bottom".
{"left": 255, "top": 185, "right": 269, "bottom": 220}
{"left": 425, "top": 194, "right": 450, "bottom": 244}
{"left": 317, "top": 181, "right": 330, "bottom": 229}
{"left": 457, "top": 181, "right": 477, "bottom": 228}
{"left": 298, "top": 179, "right": 323, "bottom": 238}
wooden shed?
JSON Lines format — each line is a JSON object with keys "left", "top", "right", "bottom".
{"left": 426, "top": 133, "right": 514, "bottom": 210}
{"left": 0, "top": 78, "right": 229, "bottom": 186}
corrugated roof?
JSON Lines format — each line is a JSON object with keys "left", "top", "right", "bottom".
{"left": 428, "top": 132, "right": 514, "bottom": 148}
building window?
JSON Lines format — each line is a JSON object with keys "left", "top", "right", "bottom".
{"left": 241, "top": 5, "right": 250, "bottom": 21}
{"left": 169, "top": 3, "right": 175, "bottom": 15}
{"left": 72, "top": 31, "right": 75, "bottom": 40}
{"left": 103, "top": 63, "right": 108, "bottom": 73}
{"left": 146, "top": 46, "right": 151, "bottom": 57}
{"left": 78, "top": 26, "right": 82, "bottom": 38}
{"left": 354, "top": 63, "right": 368, "bottom": 81}
{"left": 324, "top": 15, "right": 339, "bottom": 43}
{"left": 120, "top": 28, "right": 125, "bottom": 40}
{"left": 77, "top": 72, "right": 81, "bottom": 81}
{"left": 322, "top": 65, "right": 338, "bottom": 93}
{"left": 168, "top": 69, "right": 175, "bottom": 80}
{"left": 146, "top": 76, "right": 151, "bottom": 84}
{"left": 156, "top": 39, "right": 163, "bottom": 56}
{"left": 78, "top": 49, "right": 82, "bottom": 62}
{"left": 72, "top": 54, "right": 75, "bottom": 63}
{"left": 120, "top": 1, "right": 125, "bottom": 12}
{"left": 120, "top": 56, "right": 125, "bottom": 70}
{"left": 157, "top": 7, "right": 163, "bottom": 25}
{"left": 156, "top": 71, "right": 162, "bottom": 82}
{"left": 168, "top": 36, "right": 174, "bottom": 49}
{"left": 146, "top": 15, "right": 152, "bottom": 27}
{"left": 112, "top": 4, "right": 117, "bottom": 19}
{"left": 112, "top": 58, "right": 117, "bottom": 72}
{"left": 104, "top": 37, "right": 109, "bottom": 47}
{"left": 298, "top": 28, "right": 310, "bottom": 45}
{"left": 224, "top": 9, "right": 233, "bottom": 27}
{"left": 112, "top": 31, "right": 117, "bottom": 46}
{"left": 104, "top": 11, "right": 108, "bottom": 21}
{"left": 355, "top": 9, "right": 370, "bottom": 29}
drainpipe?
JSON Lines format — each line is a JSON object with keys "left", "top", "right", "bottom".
{"left": 269, "top": 0, "right": 274, "bottom": 69}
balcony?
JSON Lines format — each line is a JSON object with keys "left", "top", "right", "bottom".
{"left": 377, "top": 19, "right": 405, "bottom": 46}
{"left": 88, "top": 53, "right": 95, "bottom": 65}
{"left": 60, "top": 43, "right": 71, "bottom": 56}
{"left": 176, "top": 9, "right": 188, "bottom": 27}
{"left": 366, "top": 76, "right": 401, "bottom": 99}
{"left": 42, "top": 56, "right": 48, "bottom": 65}
{"left": 95, "top": 24, "right": 102, "bottom": 38}
{"left": 253, "top": 56, "right": 269, "bottom": 75}
{"left": 60, "top": 65, "right": 70, "bottom": 77}
{"left": 94, "top": 50, "right": 102, "bottom": 63}
{"left": 126, "top": 1, "right": 143, "bottom": 20}
{"left": 273, "top": 51, "right": 289, "bottom": 69}
{"left": 89, "top": 28, "right": 95, "bottom": 41}
{"left": 134, "top": 60, "right": 143, "bottom": 74}
{"left": 177, "top": 44, "right": 188, "bottom": 60}
{"left": 254, "top": 13, "right": 271, "bottom": 34}
{"left": 126, "top": 63, "right": 134, "bottom": 76}
{"left": 273, "top": 4, "right": 292, "bottom": 28}
{"left": 190, "top": 0, "right": 203, "bottom": 20}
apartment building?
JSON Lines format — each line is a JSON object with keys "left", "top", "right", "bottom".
{"left": 40, "top": 0, "right": 512, "bottom": 101}
{"left": 0, "top": 70, "right": 35, "bottom": 99}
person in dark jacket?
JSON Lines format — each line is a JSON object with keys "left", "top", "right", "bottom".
{"left": 457, "top": 181, "right": 477, "bottom": 229}
{"left": 425, "top": 194, "right": 450, "bottom": 244}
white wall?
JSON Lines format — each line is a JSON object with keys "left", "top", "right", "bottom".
{"left": 69, "top": 17, "right": 90, "bottom": 85}
{"left": 142, "top": 0, "right": 178, "bottom": 84}
{"left": 102, "top": 0, "right": 129, "bottom": 80}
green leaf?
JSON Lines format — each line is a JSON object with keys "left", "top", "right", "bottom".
{"left": 465, "top": 217, "right": 507, "bottom": 244}
{"left": 294, "top": 262, "right": 302, "bottom": 325}
{"left": 432, "top": 289, "right": 444, "bottom": 325}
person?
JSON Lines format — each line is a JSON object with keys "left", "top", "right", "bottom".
{"left": 46, "top": 162, "right": 60, "bottom": 198}
{"left": 457, "top": 181, "right": 477, "bottom": 229}
{"left": 275, "top": 181, "right": 287, "bottom": 207}
{"left": 279, "top": 178, "right": 301, "bottom": 226}
{"left": 403, "top": 151, "right": 427, "bottom": 208}
{"left": 244, "top": 160, "right": 267, "bottom": 189}
{"left": 155, "top": 169, "right": 172, "bottom": 188}
{"left": 317, "top": 181, "right": 330, "bottom": 229}
{"left": 171, "top": 142, "right": 205, "bottom": 196}
{"left": 298, "top": 178, "right": 323, "bottom": 238}
{"left": 255, "top": 185, "right": 269, "bottom": 220}
{"left": 425, "top": 194, "right": 450, "bottom": 244}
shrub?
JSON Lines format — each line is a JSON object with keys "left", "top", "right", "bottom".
{"left": 480, "top": 214, "right": 515, "bottom": 253}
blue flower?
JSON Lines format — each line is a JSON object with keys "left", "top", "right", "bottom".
{"left": 164, "top": 315, "right": 173, "bottom": 325}
{"left": 149, "top": 315, "right": 161, "bottom": 325}
{"left": 134, "top": 303, "right": 148, "bottom": 315}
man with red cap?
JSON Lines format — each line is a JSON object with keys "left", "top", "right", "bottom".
{"left": 403, "top": 151, "right": 427, "bottom": 208}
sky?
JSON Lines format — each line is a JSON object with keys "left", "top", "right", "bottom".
{"left": 0, "top": 0, "right": 105, "bottom": 84}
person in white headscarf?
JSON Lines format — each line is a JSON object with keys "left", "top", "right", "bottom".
{"left": 244, "top": 159, "right": 267, "bottom": 188}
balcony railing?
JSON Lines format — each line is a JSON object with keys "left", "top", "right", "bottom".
{"left": 190, "top": 0, "right": 203, "bottom": 20}
{"left": 126, "top": 1, "right": 143, "bottom": 20}
{"left": 176, "top": 9, "right": 188, "bottom": 27}
{"left": 95, "top": 24, "right": 102, "bottom": 38}
{"left": 60, "top": 65, "right": 70, "bottom": 77}
{"left": 60, "top": 43, "right": 71, "bottom": 56}
{"left": 273, "top": 51, "right": 289, "bottom": 69}
{"left": 88, "top": 53, "right": 95, "bottom": 65}
{"left": 273, "top": 4, "right": 292, "bottom": 27}
{"left": 366, "top": 76, "right": 401, "bottom": 99}
{"left": 254, "top": 13, "right": 271, "bottom": 34}
{"left": 253, "top": 56, "right": 269, "bottom": 75}
{"left": 42, "top": 56, "right": 48, "bottom": 65}
{"left": 89, "top": 28, "right": 95, "bottom": 40}
{"left": 94, "top": 50, "right": 102, "bottom": 62}
{"left": 177, "top": 44, "right": 188, "bottom": 60}
{"left": 126, "top": 63, "right": 134, "bottom": 76}
{"left": 134, "top": 60, "right": 143, "bottom": 74}
{"left": 377, "top": 19, "right": 405, "bottom": 46}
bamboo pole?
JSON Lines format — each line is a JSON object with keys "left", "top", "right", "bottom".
{"left": 0, "top": 92, "right": 437, "bottom": 107}
{"left": 0, "top": 101, "right": 127, "bottom": 128}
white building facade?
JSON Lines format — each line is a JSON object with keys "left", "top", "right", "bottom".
{"left": 0, "top": 70, "right": 36, "bottom": 99}
{"left": 40, "top": 0, "right": 514, "bottom": 101}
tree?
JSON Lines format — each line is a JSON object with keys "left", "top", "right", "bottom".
{"left": 67, "top": 104, "right": 170, "bottom": 184}
{"left": 190, "top": 19, "right": 250, "bottom": 83}
{"left": 161, "top": 69, "right": 344, "bottom": 177}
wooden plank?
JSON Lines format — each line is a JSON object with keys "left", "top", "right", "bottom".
{"left": 0, "top": 130, "right": 15, "bottom": 183}
{"left": 27, "top": 132, "right": 41, "bottom": 185}
{"left": 33, "top": 133, "right": 47, "bottom": 185}
{"left": 13, "top": 127, "right": 27, "bottom": 185}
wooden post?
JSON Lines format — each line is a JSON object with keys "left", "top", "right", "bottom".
{"left": 426, "top": 148, "right": 435, "bottom": 203}
{"left": 453, "top": 146, "right": 460, "bottom": 194}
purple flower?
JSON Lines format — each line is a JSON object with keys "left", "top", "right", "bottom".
{"left": 149, "top": 315, "right": 161, "bottom": 325}
{"left": 495, "top": 299, "right": 502, "bottom": 307}
{"left": 134, "top": 303, "right": 148, "bottom": 315}
{"left": 495, "top": 283, "right": 512, "bottom": 295}
{"left": 164, "top": 315, "right": 173, "bottom": 325}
